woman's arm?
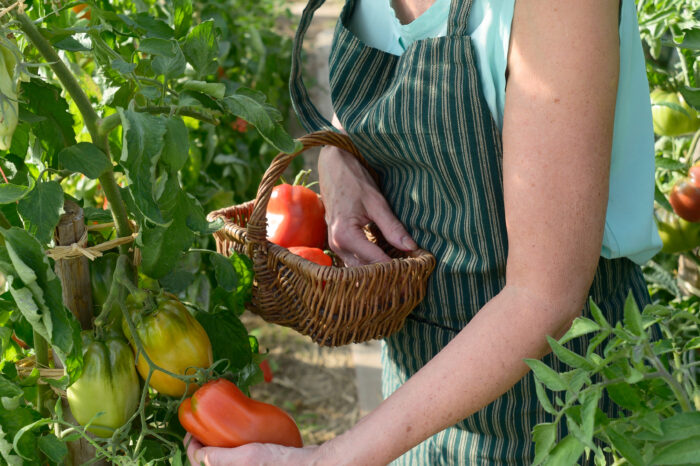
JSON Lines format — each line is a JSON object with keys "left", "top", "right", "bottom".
{"left": 186, "top": 1, "right": 620, "bottom": 464}
{"left": 315, "top": 0, "right": 621, "bottom": 463}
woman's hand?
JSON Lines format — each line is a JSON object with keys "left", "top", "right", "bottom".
{"left": 185, "top": 434, "right": 321, "bottom": 466}
{"left": 318, "top": 144, "right": 417, "bottom": 266}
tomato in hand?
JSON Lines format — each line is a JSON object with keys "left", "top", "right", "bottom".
{"left": 287, "top": 246, "right": 332, "bottom": 266}
{"left": 179, "top": 379, "right": 302, "bottom": 448}
{"left": 670, "top": 166, "right": 700, "bottom": 223}
{"left": 266, "top": 174, "right": 327, "bottom": 249}
{"left": 67, "top": 334, "right": 140, "bottom": 437}
{"left": 123, "top": 297, "right": 212, "bottom": 397}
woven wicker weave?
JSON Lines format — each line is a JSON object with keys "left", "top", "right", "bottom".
{"left": 207, "top": 131, "right": 436, "bottom": 346}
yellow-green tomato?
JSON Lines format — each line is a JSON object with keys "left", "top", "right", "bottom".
{"left": 123, "top": 298, "right": 212, "bottom": 397}
{"left": 656, "top": 209, "right": 700, "bottom": 254}
{"left": 651, "top": 89, "right": 700, "bottom": 137}
{"left": 67, "top": 336, "right": 140, "bottom": 438}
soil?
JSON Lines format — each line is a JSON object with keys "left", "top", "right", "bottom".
{"left": 243, "top": 313, "right": 360, "bottom": 445}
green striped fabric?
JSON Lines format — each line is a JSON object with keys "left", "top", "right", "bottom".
{"left": 290, "top": 1, "right": 651, "bottom": 463}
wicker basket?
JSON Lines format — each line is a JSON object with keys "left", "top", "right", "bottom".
{"left": 207, "top": 131, "right": 436, "bottom": 346}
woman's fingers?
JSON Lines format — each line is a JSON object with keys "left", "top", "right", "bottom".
{"left": 328, "top": 220, "right": 391, "bottom": 265}
{"left": 365, "top": 192, "right": 418, "bottom": 252}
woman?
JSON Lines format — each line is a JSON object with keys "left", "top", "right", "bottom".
{"left": 188, "top": 0, "right": 661, "bottom": 463}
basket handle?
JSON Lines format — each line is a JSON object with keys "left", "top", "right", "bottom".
{"left": 246, "top": 131, "right": 374, "bottom": 245}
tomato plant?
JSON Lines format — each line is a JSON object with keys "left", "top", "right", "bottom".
{"left": 267, "top": 170, "right": 327, "bottom": 248}
{"left": 179, "top": 378, "right": 303, "bottom": 448}
{"left": 0, "top": 0, "right": 298, "bottom": 463}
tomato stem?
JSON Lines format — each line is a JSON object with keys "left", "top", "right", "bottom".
{"left": 33, "top": 330, "right": 51, "bottom": 417}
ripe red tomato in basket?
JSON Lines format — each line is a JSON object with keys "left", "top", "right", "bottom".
{"left": 288, "top": 246, "right": 332, "bottom": 266}
{"left": 266, "top": 181, "right": 327, "bottom": 249}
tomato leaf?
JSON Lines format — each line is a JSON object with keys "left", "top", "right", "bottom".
{"left": 604, "top": 426, "right": 645, "bottom": 466}
{"left": 532, "top": 422, "right": 556, "bottom": 465}
{"left": 22, "top": 80, "right": 76, "bottom": 164}
{"left": 162, "top": 117, "right": 189, "bottom": 172}
{"left": 0, "top": 404, "right": 41, "bottom": 463}
{"left": 544, "top": 434, "right": 584, "bottom": 466}
{"left": 210, "top": 253, "right": 238, "bottom": 292}
{"left": 0, "top": 183, "right": 32, "bottom": 204}
{"left": 525, "top": 359, "right": 568, "bottom": 391}
{"left": 559, "top": 317, "right": 600, "bottom": 344}
{"left": 547, "top": 336, "right": 596, "bottom": 370}
{"left": 182, "top": 21, "right": 219, "bottom": 78}
{"left": 680, "top": 86, "right": 700, "bottom": 112}
{"left": 623, "top": 293, "right": 645, "bottom": 337}
{"left": 119, "top": 108, "right": 167, "bottom": 225}
{"left": 195, "top": 310, "right": 252, "bottom": 371}
{"left": 119, "top": 13, "right": 174, "bottom": 39}
{"left": 37, "top": 434, "right": 67, "bottom": 464}
{"left": 0, "top": 375, "right": 23, "bottom": 398}
{"left": 58, "top": 142, "right": 112, "bottom": 179}
{"left": 173, "top": 0, "right": 193, "bottom": 39}
{"left": 223, "top": 92, "right": 302, "bottom": 154}
{"left": 17, "top": 181, "right": 63, "bottom": 245}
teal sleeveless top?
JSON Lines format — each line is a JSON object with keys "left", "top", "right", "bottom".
{"left": 348, "top": 0, "right": 662, "bottom": 265}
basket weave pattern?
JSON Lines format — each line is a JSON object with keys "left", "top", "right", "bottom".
{"left": 208, "top": 132, "right": 436, "bottom": 346}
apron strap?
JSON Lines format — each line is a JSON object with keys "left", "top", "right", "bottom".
{"left": 446, "top": 0, "right": 475, "bottom": 36}
{"left": 289, "top": 0, "right": 337, "bottom": 133}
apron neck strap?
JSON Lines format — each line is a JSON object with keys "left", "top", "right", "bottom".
{"left": 289, "top": 0, "right": 337, "bottom": 133}
{"left": 446, "top": 0, "right": 474, "bottom": 36}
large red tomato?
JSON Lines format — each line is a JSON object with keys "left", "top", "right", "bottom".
{"left": 266, "top": 183, "right": 327, "bottom": 248}
{"left": 670, "top": 166, "right": 700, "bottom": 223}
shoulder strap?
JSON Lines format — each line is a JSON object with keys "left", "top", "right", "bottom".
{"left": 289, "top": 0, "right": 337, "bottom": 132}
{"left": 446, "top": 0, "right": 475, "bottom": 36}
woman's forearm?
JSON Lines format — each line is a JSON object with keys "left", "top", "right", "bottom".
{"left": 319, "top": 284, "right": 581, "bottom": 465}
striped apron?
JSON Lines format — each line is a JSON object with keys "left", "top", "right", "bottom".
{"left": 290, "top": 0, "right": 651, "bottom": 463}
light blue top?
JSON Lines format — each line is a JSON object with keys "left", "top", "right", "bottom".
{"left": 347, "top": 0, "right": 662, "bottom": 265}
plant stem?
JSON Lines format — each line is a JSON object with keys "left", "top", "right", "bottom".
{"left": 15, "top": 12, "right": 134, "bottom": 256}
{"left": 33, "top": 330, "right": 50, "bottom": 417}
{"left": 645, "top": 343, "right": 693, "bottom": 412}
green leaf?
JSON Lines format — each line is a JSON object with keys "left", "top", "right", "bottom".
{"left": 210, "top": 254, "right": 239, "bottom": 292}
{"left": 588, "top": 299, "right": 610, "bottom": 328}
{"left": 119, "top": 108, "right": 167, "bottom": 224}
{"left": 140, "top": 191, "right": 195, "bottom": 279}
{"left": 58, "top": 143, "right": 112, "bottom": 179}
{"left": 17, "top": 181, "right": 63, "bottom": 245}
{"left": 0, "top": 183, "right": 32, "bottom": 204}
{"left": 623, "top": 293, "right": 644, "bottom": 337}
{"left": 0, "top": 405, "right": 40, "bottom": 463}
{"left": 119, "top": 13, "right": 174, "bottom": 39}
{"left": 173, "top": 0, "right": 193, "bottom": 39}
{"left": 532, "top": 423, "right": 556, "bottom": 465}
{"left": 559, "top": 317, "right": 600, "bottom": 344}
{"left": 224, "top": 92, "right": 302, "bottom": 154}
{"left": 605, "top": 382, "right": 643, "bottom": 411}
{"left": 162, "top": 117, "right": 189, "bottom": 172}
{"left": 22, "top": 80, "right": 76, "bottom": 163}
{"left": 658, "top": 412, "right": 700, "bottom": 442}
{"left": 680, "top": 87, "right": 700, "bottom": 111}
{"left": 543, "top": 435, "right": 584, "bottom": 466}
{"left": 655, "top": 156, "right": 687, "bottom": 171}
{"left": 0, "top": 375, "right": 22, "bottom": 398}
{"left": 651, "top": 435, "right": 700, "bottom": 465}
{"left": 182, "top": 21, "right": 219, "bottom": 78}
{"left": 37, "top": 434, "right": 67, "bottom": 464}
{"left": 140, "top": 39, "right": 186, "bottom": 79}
{"left": 53, "top": 36, "right": 91, "bottom": 52}
{"left": 605, "top": 426, "right": 645, "bottom": 466}
{"left": 546, "top": 336, "right": 595, "bottom": 370}
{"left": 525, "top": 359, "right": 568, "bottom": 391}
{"left": 580, "top": 387, "right": 601, "bottom": 443}
{"left": 675, "top": 28, "right": 700, "bottom": 50}
{"left": 0, "top": 228, "right": 83, "bottom": 381}
{"left": 182, "top": 81, "right": 226, "bottom": 100}
{"left": 655, "top": 183, "right": 674, "bottom": 213}
{"left": 229, "top": 252, "right": 254, "bottom": 304}
{"left": 196, "top": 310, "right": 252, "bottom": 371}
{"left": 636, "top": 411, "right": 663, "bottom": 437}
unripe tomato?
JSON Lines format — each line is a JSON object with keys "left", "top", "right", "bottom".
{"left": 67, "top": 335, "right": 140, "bottom": 437}
{"left": 123, "top": 298, "right": 213, "bottom": 397}
{"left": 179, "top": 378, "right": 302, "bottom": 448}
{"left": 651, "top": 89, "right": 700, "bottom": 137}
{"left": 266, "top": 183, "right": 327, "bottom": 248}
{"left": 656, "top": 209, "right": 700, "bottom": 254}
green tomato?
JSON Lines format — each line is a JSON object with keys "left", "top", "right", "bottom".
{"left": 67, "top": 335, "right": 140, "bottom": 437}
{"left": 656, "top": 209, "right": 700, "bottom": 254}
{"left": 650, "top": 89, "right": 700, "bottom": 137}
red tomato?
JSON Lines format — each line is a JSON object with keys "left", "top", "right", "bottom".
{"left": 266, "top": 184, "right": 327, "bottom": 248}
{"left": 178, "top": 379, "right": 302, "bottom": 448}
{"left": 72, "top": 4, "right": 91, "bottom": 20}
{"left": 287, "top": 246, "right": 332, "bottom": 266}
{"left": 670, "top": 166, "right": 700, "bottom": 222}
{"left": 259, "top": 360, "right": 273, "bottom": 383}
